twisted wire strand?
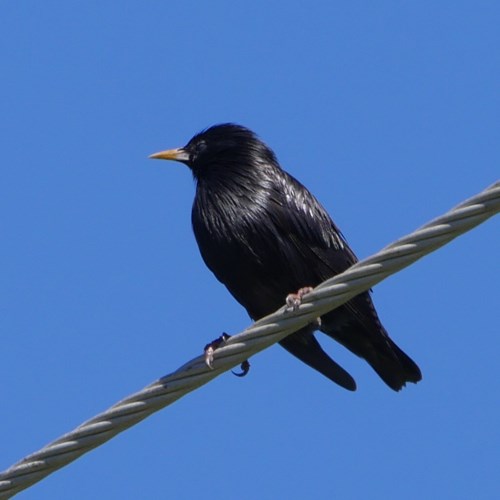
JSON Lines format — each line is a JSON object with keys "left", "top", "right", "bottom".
{"left": 0, "top": 181, "right": 498, "bottom": 499}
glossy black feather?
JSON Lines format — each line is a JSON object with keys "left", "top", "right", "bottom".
{"left": 169, "top": 123, "right": 421, "bottom": 391}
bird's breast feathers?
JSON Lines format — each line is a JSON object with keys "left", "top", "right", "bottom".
{"left": 192, "top": 171, "right": 352, "bottom": 272}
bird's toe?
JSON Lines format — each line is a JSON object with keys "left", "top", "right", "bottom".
{"left": 232, "top": 359, "right": 251, "bottom": 377}
{"left": 203, "top": 332, "right": 231, "bottom": 369}
{"left": 286, "top": 286, "right": 314, "bottom": 311}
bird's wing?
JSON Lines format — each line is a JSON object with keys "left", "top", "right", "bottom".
{"left": 268, "top": 170, "right": 359, "bottom": 281}
{"left": 267, "top": 171, "right": 388, "bottom": 336}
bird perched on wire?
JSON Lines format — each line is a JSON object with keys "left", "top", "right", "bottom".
{"left": 150, "top": 124, "right": 422, "bottom": 391}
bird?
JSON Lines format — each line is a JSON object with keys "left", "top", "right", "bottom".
{"left": 150, "top": 123, "right": 422, "bottom": 391}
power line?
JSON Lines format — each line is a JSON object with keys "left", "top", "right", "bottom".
{"left": 0, "top": 181, "right": 498, "bottom": 499}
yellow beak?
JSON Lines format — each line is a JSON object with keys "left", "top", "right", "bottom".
{"left": 149, "top": 147, "right": 190, "bottom": 162}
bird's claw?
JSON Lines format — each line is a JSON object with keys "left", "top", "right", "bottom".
{"left": 232, "top": 359, "right": 251, "bottom": 377}
{"left": 204, "top": 332, "right": 231, "bottom": 369}
{"left": 204, "top": 345, "right": 215, "bottom": 369}
{"left": 286, "top": 286, "right": 314, "bottom": 311}
{"left": 204, "top": 333, "right": 251, "bottom": 378}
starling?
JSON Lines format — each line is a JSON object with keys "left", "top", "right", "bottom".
{"left": 150, "top": 124, "right": 422, "bottom": 391}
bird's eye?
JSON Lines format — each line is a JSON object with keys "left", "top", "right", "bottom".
{"left": 190, "top": 140, "right": 207, "bottom": 161}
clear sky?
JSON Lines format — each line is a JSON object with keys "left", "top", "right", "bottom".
{"left": 1, "top": 2, "right": 499, "bottom": 499}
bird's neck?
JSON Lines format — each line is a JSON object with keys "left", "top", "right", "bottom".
{"left": 194, "top": 161, "right": 278, "bottom": 198}
{"left": 193, "top": 163, "right": 279, "bottom": 233}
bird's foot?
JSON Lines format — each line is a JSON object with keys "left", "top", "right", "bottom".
{"left": 204, "top": 332, "right": 230, "bottom": 369}
{"left": 286, "top": 286, "right": 314, "bottom": 311}
{"left": 203, "top": 332, "right": 251, "bottom": 377}
{"left": 232, "top": 359, "right": 251, "bottom": 377}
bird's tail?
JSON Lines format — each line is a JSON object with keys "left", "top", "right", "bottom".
{"left": 320, "top": 297, "right": 422, "bottom": 391}
{"left": 280, "top": 325, "right": 357, "bottom": 391}
{"left": 320, "top": 322, "right": 422, "bottom": 391}
{"left": 361, "top": 335, "right": 422, "bottom": 391}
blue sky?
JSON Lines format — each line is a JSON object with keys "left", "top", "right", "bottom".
{"left": 1, "top": 2, "right": 499, "bottom": 499}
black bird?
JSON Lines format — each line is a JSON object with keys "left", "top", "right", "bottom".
{"left": 150, "top": 124, "right": 422, "bottom": 391}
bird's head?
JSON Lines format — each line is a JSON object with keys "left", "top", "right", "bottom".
{"left": 149, "top": 123, "right": 279, "bottom": 179}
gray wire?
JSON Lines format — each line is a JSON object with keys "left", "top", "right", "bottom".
{"left": 0, "top": 181, "right": 498, "bottom": 499}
